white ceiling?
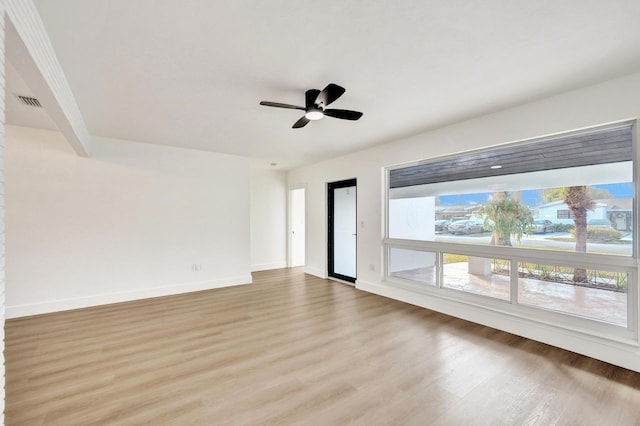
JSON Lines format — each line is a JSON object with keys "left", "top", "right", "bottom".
{"left": 7, "top": 1, "right": 640, "bottom": 169}
{"left": 5, "top": 60, "right": 58, "bottom": 131}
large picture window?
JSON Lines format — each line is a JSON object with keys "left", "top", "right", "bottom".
{"left": 385, "top": 122, "right": 636, "bottom": 337}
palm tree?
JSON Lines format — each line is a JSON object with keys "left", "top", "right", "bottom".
{"left": 541, "top": 186, "right": 612, "bottom": 203}
{"left": 564, "top": 186, "right": 595, "bottom": 282}
{"left": 479, "top": 191, "right": 533, "bottom": 246}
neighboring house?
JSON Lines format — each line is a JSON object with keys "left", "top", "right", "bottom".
{"left": 597, "top": 198, "right": 634, "bottom": 231}
{"left": 536, "top": 198, "right": 632, "bottom": 231}
{"left": 435, "top": 204, "right": 480, "bottom": 221}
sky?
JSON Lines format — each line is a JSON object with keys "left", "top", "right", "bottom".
{"left": 438, "top": 183, "right": 633, "bottom": 207}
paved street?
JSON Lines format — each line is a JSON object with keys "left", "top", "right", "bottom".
{"left": 435, "top": 232, "right": 632, "bottom": 255}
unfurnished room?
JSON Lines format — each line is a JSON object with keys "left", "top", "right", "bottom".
{"left": 2, "top": 1, "right": 640, "bottom": 425}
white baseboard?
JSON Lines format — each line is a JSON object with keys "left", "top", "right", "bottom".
{"left": 251, "top": 261, "right": 287, "bottom": 272}
{"left": 304, "top": 265, "right": 326, "bottom": 278}
{"left": 6, "top": 274, "right": 253, "bottom": 318}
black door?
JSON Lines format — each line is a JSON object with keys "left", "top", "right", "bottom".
{"left": 328, "top": 179, "right": 357, "bottom": 283}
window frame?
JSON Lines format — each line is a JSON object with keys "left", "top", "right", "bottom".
{"left": 557, "top": 210, "right": 573, "bottom": 219}
{"left": 383, "top": 120, "right": 638, "bottom": 343}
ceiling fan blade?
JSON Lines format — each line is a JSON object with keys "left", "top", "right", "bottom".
{"left": 315, "top": 83, "right": 345, "bottom": 108}
{"left": 292, "top": 116, "right": 310, "bottom": 128}
{"left": 260, "top": 101, "right": 305, "bottom": 110}
{"left": 305, "top": 89, "right": 321, "bottom": 109}
{"left": 323, "top": 109, "right": 363, "bottom": 120}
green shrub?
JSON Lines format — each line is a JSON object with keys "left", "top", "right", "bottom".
{"left": 587, "top": 227, "right": 623, "bottom": 241}
{"left": 553, "top": 223, "right": 575, "bottom": 232}
{"left": 571, "top": 226, "right": 623, "bottom": 241}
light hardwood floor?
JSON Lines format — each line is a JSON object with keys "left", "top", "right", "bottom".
{"left": 5, "top": 268, "right": 640, "bottom": 425}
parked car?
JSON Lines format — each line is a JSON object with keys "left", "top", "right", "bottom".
{"left": 587, "top": 219, "right": 613, "bottom": 228}
{"left": 435, "top": 220, "right": 451, "bottom": 232}
{"left": 532, "top": 219, "right": 555, "bottom": 233}
{"left": 447, "top": 220, "right": 484, "bottom": 235}
{"left": 484, "top": 219, "right": 495, "bottom": 232}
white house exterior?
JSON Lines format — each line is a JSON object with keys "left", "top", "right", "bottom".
{"left": 536, "top": 198, "right": 632, "bottom": 231}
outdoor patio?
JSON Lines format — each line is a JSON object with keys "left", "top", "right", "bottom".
{"left": 390, "top": 262, "right": 627, "bottom": 327}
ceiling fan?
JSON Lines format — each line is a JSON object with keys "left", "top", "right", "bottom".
{"left": 259, "top": 83, "right": 363, "bottom": 128}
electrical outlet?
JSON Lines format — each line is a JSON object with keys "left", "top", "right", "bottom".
{"left": 192, "top": 263, "right": 202, "bottom": 272}
{"left": 369, "top": 264, "right": 375, "bottom": 271}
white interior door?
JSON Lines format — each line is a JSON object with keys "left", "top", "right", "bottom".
{"left": 290, "top": 188, "right": 305, "bottom": 267}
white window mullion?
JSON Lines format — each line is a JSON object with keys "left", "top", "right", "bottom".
{"left": 510, "top": 259, "right": 518, "bottom": 305}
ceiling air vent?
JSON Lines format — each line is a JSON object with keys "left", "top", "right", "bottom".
{"left": 16, "top": 95, "right": 42, "bottom": 108}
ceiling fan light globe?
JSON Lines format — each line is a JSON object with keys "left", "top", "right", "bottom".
{"left": 305, "top": 110, "right": 324, "bottom": 121}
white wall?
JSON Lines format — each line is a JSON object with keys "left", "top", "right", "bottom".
{"left": 250, "top": 168, "right": 287, "bottom": 271}
{"left": 5, "top": 126, "right": 252, "bottom": 317}
{"left": 288, "top": 72, "right": 640, "bottom": 372}
{"left": 0, "top": 5, "right": 6, "bottom": 422}
{"left": 388, "top": 196, "right": 435, "bottom": 240}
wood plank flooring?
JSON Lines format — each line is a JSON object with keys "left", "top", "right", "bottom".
{"left": 5, "top": 267, "right": 640, "bottom": 425}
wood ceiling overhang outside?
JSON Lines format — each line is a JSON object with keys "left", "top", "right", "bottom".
{"left": 389, "top": 124, "right": 634, "bottom": 189}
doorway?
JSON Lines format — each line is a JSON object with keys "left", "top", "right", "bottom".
{"left": 328, "top": 179, "right": 357, "bottom": 283}
{"left": 289, "top": 187, "right": 306, "bottom": 267}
